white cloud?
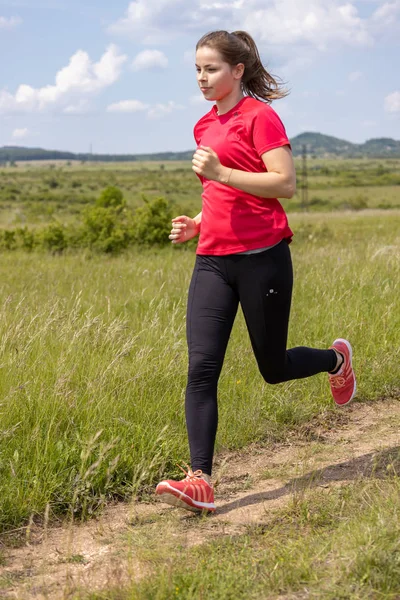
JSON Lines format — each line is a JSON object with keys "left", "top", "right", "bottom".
{"left": 0, "top": 45, "right": 127, "bottom": 114}
{"left": 12, "top": 127, "right": 29, "bottom": 139}
{"left": 109, "top": 0, "right": 376, "bottom": 51}
{"left": 384, "top": 91, "right": 400, "bottom": 113}
{"left": 64, "top": 99, "right": 90, "bottom": 114}
{"left": 106, "top": 98, "right": 185, "bottom": 119}
{"left": 131, "top": 49, "right": 168, "bottom": 71}
{"left": 369, "top": 1, "right": 400, "bottom": 37}
{"left": 348, "top": 71, "right": 363, "bottom": 82}
{"left": 371, "top": 0, "right": 400, "bottom": 24}
{"left": 243, "top": 1, "right": 373, "bottom": 49}
{"left": 0, "top": 15, "right": 21, "bottom": 29}
{"left": 147, "top": 101, "right": 185, "bottom": 119}
{"left": 108, "top": 0, "right": 234, "bottom": 43}
{"left": 107, "top": 100, "right": 149, "bottom": 112}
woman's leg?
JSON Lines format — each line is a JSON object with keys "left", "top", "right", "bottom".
{"left": 186, "top": 256, "right": 239, "bottom": 475}
{"left": 237, "top": 241, "right": 337, "bottom": 383}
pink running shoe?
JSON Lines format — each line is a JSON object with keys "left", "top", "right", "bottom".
{"left": 329, "top": 338, "right": 356, "bottom": 407}
{"left": 156, "top": 464, "right": 216, "bottom": 514}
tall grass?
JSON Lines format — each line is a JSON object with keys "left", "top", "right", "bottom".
{"left": 0, "top": 212, "right": 399, "bottom": 532}
{"left": 116, "top": 478, "right": 400, "bottom": 600}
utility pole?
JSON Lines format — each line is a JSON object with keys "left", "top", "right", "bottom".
{"left": 301, "top": 144, "right": 308, "bottom": 210}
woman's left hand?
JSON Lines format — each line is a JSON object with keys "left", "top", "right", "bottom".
{"left": 192, "top": 146, "right": 227, "bottom": 182}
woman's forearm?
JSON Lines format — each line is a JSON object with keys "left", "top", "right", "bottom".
{"left": 194, "top": 211, "right": 202, "bottom": 231}
{"left": 218, "top": 166, "right": 296, "bottom": 199}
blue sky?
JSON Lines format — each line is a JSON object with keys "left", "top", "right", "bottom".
{"left": 0, "top": 0, "right": 399, "bottom": 154}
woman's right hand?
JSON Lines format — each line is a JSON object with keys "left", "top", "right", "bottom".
{"left": 169, "top": 216, "right": 199, "bottom": 244}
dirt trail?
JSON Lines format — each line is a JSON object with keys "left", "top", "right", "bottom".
{"left": 1, "top": 398, "right": 399, "bottom": 599}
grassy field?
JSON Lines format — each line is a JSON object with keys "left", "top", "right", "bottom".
{"left": 0, "top": 157, "right": 399, "bottom": 227}
{"left": 0, "top": 210, "right": 399, "bottom": 534}
{"left": 0, "top": 160, "right": 399, "bottom": 598}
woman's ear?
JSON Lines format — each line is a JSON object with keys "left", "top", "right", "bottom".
{"left": 233, "top": 63, "right": 245, "bottom": 80}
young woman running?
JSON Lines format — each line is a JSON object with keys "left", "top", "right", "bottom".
{"left": 156, "top": 30, "right": 356, "bottom": 514}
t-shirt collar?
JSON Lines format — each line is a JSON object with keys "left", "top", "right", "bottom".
{"left": 213, "top": 96, "right": 248, "bottom": 119}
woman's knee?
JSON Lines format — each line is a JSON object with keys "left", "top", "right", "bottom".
{"left": 187, "top": 354, "right": 221, "bottom": 388}
{"left": 259, "top": 363, "right": 286, "bottom": 385}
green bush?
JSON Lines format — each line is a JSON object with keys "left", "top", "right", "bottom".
{"left": 0, "top": 229, "right": 17, "bottom": 250}
{"left": 309, "top": 196, "right": 330, "bottom": 208}
{"left": 96, "top": 186, "right": 125, "bottom": 209}
{"left": 342, "top": 193, "right": 369, "bottom": 211}
{"left": 0, "top": 187, "right": 176, "bottom": 254}
{"left": 131, "top": 196, "right": 174, "bottom": 246}
{"left": 80, "top": 205, "right": 130, "bottom": 253}
{"left": 15, "top": 227, "right": 36, "bottom": 251}
{"left": 46, "top": 177, "right": 60, "bottom": 189}
{"left": 37, "top": 223, "right": 68, "bottom": 253}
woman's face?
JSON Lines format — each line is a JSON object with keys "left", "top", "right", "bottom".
{"left": 195, "top": 46, "right": 243, "bottom": 102}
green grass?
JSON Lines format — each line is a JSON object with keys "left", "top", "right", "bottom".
{"left": 289, "top": 185, "right": 400, "bottom": 211}
{"left": 0, "top": 211, "right": 399, "bottom": 533}
{"left": 77, "top": 445, "right": 400, "bottom": 600}
{"left": 0, "top": 158, "right": 399, "bottom": 226}
{"left": 0, "top": 160, "right": 399, "bottom": 599}
{"left": 97, "top": 478, "right": 399, "bottom": 600}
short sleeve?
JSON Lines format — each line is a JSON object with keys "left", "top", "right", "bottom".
{"left": 252, "top": 105, "right": 291, "bottom": 157}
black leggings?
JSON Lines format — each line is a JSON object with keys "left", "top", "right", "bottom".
{"left": 185, "top": 240, "right": 337, "bottom": 475}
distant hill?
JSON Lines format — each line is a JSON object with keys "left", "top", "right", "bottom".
{"left": 1, "top": 133, "right": 399, "bottom": 163}
{"left": 0, "top": 146, "right": 193, "bottom": 163}
{"left": 290, "top": 133, "right": 400, "bottom": 158}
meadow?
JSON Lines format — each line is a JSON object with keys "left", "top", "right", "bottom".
{"left": 0, "top": 157, "right": 399, "bottom": 230}
{"left": 0, "top": 159, "right": 399, "bottom": 598}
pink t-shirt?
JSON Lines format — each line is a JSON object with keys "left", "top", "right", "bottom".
{"left": 194, "top": 96, "right": 293, "bottom": 255}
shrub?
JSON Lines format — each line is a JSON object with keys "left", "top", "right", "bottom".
{"left": 37, "top": 223, "right": 67, "bottom": 253}
{"left": 80, "top": 206, "right": 131, "bottom": 254}
{"left": 341, "top": 194, "right": 368, "bottom": 211}
{"left": 131, "top": 196, "right": 174, "bottom": 247}
{"left": 0, "top": 229, "right": 17, "bottom": 250}
{"left": 0, "top": 188, "right": 176, "bottom": 254}
{"left": 309, "top": 196, "right": 330, "bottom": 208}
{"left": 96, "top": 186, "right": 125, "bottom": 209}
{"left": 46, "top": 177, "right": 60, "bottom": 189}
{"left": 15, "top": 227, "right": 36, "bottom": 251}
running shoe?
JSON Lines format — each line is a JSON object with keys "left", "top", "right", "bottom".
{"left": 329, "top": 338, "right": 356, "bottom": 407}
{"left": 156, "top": 464, "right": 216, "bottom": 514}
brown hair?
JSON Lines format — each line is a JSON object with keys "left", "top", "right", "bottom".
{"left": 196, "top": 30, "right": 288, "bottom": 103}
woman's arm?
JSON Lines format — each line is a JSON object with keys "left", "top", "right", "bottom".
{"left": 223, "top": 146, "right": 296, "bottom": 198}
{"left": 192, "top": 145, "right": 296, "bottom": 199}
{"left": 193, "top": 211, "right": 202, "bottom": 228}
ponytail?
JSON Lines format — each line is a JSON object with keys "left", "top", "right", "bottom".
{"left": 196, "top": 30, "right": 288, "bottom": 103}
{"left": 232, "top": 31, "right": 288, "bottom": 102}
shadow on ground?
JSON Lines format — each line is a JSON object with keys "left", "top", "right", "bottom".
{"left": 218, "top": 446, "right": 400, "bottom": 515}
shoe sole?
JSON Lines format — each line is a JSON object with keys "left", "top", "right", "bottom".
{"left": 332, "top": 338, "right": 357, "bottom": 406}
{"left": 156, "top": 484, "right": 216, "bottom": 514}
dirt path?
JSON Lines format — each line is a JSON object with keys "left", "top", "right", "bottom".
{"left": 1, "top": 398, "right": 399, "bottom": 599}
